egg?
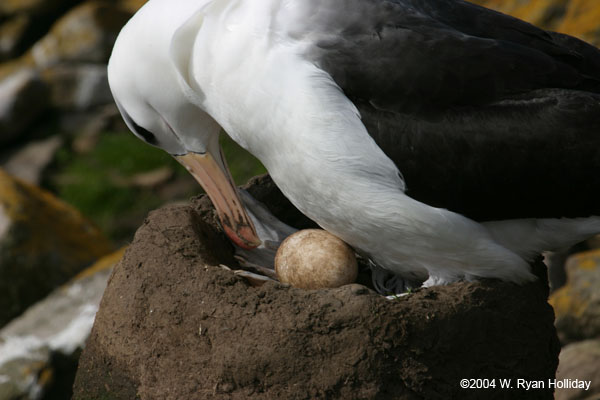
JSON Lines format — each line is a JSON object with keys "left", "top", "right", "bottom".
{"left": 275, "top": 229, "right": 358, "bottom": 289}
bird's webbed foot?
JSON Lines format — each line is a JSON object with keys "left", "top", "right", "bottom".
{"left": 370, "top": 261, "right": 422, "bottom": 296}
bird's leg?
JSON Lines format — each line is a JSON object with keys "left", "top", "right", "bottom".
{"left": 370, "top": 261, "right": 422, "bottom": 295}
{"left": 233, "top": 189, "right": 297, "bottom": 276}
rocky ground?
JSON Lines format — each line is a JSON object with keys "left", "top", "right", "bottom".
{"left": 0, "top": 0, "right": 264, "bottom": 398}
{"left": 0, "top": 0, "right": 599, "bottom": 399}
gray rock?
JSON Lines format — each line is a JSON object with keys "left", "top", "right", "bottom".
{"left": 555, "top": 339, "right": 600, "bottom": 400}
{"left": 0, "top": 168, "right": 113, "bottom": 328}
{"left": 2, "top": 135, "right": 63, "bottom": 185}
{"left": 29, "top": 2, "right": 131, "bottom": 68}
{"left": 0, "top": 69, "right": 48, "bottom": 145}
{"left": 42, "top": 63, "right": 112, "bottom": 110}
{"left": 67, "top": 104, "right": 121, "bottom": 153}
{"left": 0, "top": 248, "right": 124, "bottom": 400}
{"left": 58, "top": 103, "right": 120, "bottom": 137}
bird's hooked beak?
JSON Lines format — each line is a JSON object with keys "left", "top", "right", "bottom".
{"left": 175, "top": 150, "right": 261, "bottom": 250}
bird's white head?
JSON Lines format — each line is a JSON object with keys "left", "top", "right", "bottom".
{"left": 108, "top": 0, "right": 261, "bottom": 249}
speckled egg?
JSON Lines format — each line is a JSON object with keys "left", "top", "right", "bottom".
{"left": 275, "top": 229, "right": 358, "bottom": 289}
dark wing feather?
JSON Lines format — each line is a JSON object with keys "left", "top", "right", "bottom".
{"left": 309, "top": 0, "right": 600, "bottom": 220}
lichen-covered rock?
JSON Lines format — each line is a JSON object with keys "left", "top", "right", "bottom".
{"left": 120, "top": 0, "right": 148, "bottom": 14}
{"left": 550, "top": 249, "right": 600, "bottom": 344}
{"left": 0, "top": 0, "right": 84, "bottom": 65}
{"left": 470, "top": 0, "right": 600, "bottom": 46}
{"left": 557, "top": 0, "right": 600, "bottom": 47}
{"left": 0, "top": 15, "right": 31, "bottom": 61}
{"left": 73, "top": 176, "right": 559, "bottom": 400}
{"left": 0, "top": 0, "right": 77, "bottom": 18}
{"left": 0, "top": 168, "right": 113, "bottom": 328}
{"left": 0, "top": 68, "right": 48, "bottom": 145}
{"left": 469, "top": 0, "right": 569, "bottom": 30}
{"left": 28, "top": 1, "right": 131, "bottom": 68}
{"left": 0, "top": 247, "right": 124, "bottom": 400}
{"left": 42, "top": 63, "right": 112, "bottom": 110}
{"left": 555, "top": 339, "right": 600, "bottom": 400}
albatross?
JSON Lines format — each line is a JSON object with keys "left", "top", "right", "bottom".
{"left": 108, "top": 0, "right": 600, "bottom": 288}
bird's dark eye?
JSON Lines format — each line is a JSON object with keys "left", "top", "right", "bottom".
{"left": 129, "top": 118, "right": 158, "bottom": 146}
{"left": 117, "top": 102, "right": 158, "bottom": 146}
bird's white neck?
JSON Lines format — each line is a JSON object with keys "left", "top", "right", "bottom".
{"left": 186, "top": 0, "right": 405, "bottom": 226}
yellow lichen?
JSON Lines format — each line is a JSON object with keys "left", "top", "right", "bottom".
{"left": 567, "top": 248, "right": 600, "bottom": 272}
{"left": 69, "top": 246, "right": 127, "bottom": 282}
{"left": 549, "top": 285, "right": 589, "bottom": 318}
{"left": 0, "top": 0, "right": 45, "bottom": 15}
{"left": 558, "top": 0, "right": 600, "bottom": 46}
{"left": 120, "top": 0, "right": 148, "bottom": 13}
{"left": 0, "top": 168, "right": 112, "bottom": 270}
{"left": 469, "top": 0, "right": 569, "bottom": 26}
{"left": 37, "top": 367, "right": 54, "bottom": 388}
{"left": 577, "top": 258, "right": 599, "bottom": 271}
{"left": 549, "top": 248, "right": 600, "bottom": 319}
{"left": 469, "top": 0, "right": 600, "bottom": 46}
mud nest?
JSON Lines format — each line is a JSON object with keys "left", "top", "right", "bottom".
{"left": 73, "top": 175, "right": 559, "bottom": 400}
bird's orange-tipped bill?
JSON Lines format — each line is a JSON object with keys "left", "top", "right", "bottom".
{"left": 176, "top": 152, "right": 261, "bottom": 250}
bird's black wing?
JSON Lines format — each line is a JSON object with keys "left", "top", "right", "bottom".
{"left": 309, "top": 0, "right": 600, "bottom": 220}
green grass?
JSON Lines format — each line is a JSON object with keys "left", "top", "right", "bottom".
{"left": 50, "top": 130, "right": 266, "bottom": 244}
{"left": 220, "top": 132, "right": 268, "bottom": 185}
